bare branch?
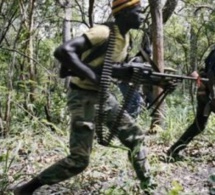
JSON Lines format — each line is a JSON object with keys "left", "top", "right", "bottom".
{"left": 88, "top": 0, "right": 95, "bottom": 27}
{"left": 194, "top": 4, "right": 214, "bottom": 15}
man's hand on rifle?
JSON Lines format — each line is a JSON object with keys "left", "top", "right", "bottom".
{"left": 163, "top": 79, "right": 179, "bottom": 93}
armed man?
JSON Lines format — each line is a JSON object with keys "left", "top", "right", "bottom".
{"left": 14, "top": 0, "right": 159, "bottom": 194}
{"left": 167, "top": 48, "right": 215, "bottom": 159}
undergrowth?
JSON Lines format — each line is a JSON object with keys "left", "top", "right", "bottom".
{"left": 0, "top": 92, "right": 215, "bottom": 195}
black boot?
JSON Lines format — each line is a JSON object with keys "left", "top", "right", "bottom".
{"left": 13, "top": 177, "right": 43, "bottom": 195}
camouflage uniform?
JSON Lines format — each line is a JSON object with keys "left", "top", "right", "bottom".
{"left": 37, "top": 88, "right": 150, "bottom": 185}
{"left": 35, "top": 21, "right": 152, "bottom": 188}
{"left": 36, "top": 14, "right": 156, "bottom": 190}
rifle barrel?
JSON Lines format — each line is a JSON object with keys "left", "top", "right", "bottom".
{"left": 151, "top": 72, "right": 209, "bottom": 82}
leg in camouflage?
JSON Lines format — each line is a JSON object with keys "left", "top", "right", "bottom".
{"left": 14, "top": 89, "right": 97, "bottom": 195}
{"left": 38, "top": 89, "right": 97, "bottom": 184}
{"left": 119, "top": 124, "right": 156, "bottom": 192}
{"left": 105, "top": 93, "right": 155, "bottom": 191}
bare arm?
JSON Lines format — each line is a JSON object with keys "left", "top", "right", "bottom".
{"left": 54, "top": 35, "right": 99, "bottom": 85}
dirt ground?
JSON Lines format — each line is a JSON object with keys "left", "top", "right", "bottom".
{"left": 6, "top": 133, "right": 215, "bottom": 195}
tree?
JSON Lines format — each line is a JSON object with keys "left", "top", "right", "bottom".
{"left": 148, "top": 0, "right": 165, "bottom": 131}
{"left": 135, "top": 0, "right": 179, "bottom": 132}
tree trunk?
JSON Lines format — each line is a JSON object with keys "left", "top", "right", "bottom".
{"left": 18, "top": 0, "right": 36, "bottom": 108}
{"left": 88, "top": 0, "right": 95, "bottom": 27}
{"left": 148, "top": 0, "right": 164, "bottom": 132}
{"left": 62, "top": 1, "right": 72, "bottom": 89}
{"left": 28, "top": 0, "right": 36, "bottom": 103}
{"left": 0, "top": 1, "right": 20, "bottom": 136}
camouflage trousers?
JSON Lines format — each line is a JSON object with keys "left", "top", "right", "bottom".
{"left": 38, "top": 89, "right": 150, "bottom": 185}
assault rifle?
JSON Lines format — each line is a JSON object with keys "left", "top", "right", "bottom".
{"left": 137, "top": 67, "right": 208, "bottom": 84}
{"left": 119, "top": 62, "right": 208, "bottom": 86}
{"left": 121, "top": 62, "right": 209, "bottom": 116}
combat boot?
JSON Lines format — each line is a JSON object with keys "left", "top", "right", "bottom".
{"left": 13, "top": 177, "right": 43, "bottom": 195}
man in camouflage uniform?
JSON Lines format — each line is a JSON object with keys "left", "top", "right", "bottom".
{"left": 167, "top": 48, "right": 215, "bottom": 159}
{"left": 14, "top": 1, "right": 156, "bottom": 194}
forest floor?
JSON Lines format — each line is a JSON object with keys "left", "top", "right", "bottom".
{"left": 2, "top": 128, "right": 215, "bottom": 195}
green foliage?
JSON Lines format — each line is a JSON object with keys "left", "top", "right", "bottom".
{"left": 164, "top": 0, "right": 215, "bottom": 72}
{"left": 168, "top": 180, "right": 183, "bottom": 195}
{"left": 36, "top": 39, "right": 57, "bottom": 65}
{"left": 0, "top": 149, "right": 23, "bottom": 194}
